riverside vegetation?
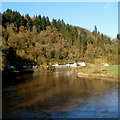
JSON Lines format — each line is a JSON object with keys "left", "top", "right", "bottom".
{"left": 1, "top": 9, "right": 119, "bottom": 72}
{"left": 77, "top": 66, "right": 119, "bottom": 81}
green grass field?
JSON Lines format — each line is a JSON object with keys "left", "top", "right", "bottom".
{"left": 78, "top": 66, "right": 119, "bottom": 77}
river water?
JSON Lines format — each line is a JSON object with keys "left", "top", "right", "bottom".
{"left": 2, "top": 70, "right": 118, "bottom": 118}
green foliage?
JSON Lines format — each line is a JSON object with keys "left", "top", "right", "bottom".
{"left": 117, "top": 33, "right": 120, "bottom": 40}
{"left": 1, "top": 9, "right": 119, "bottom": 70}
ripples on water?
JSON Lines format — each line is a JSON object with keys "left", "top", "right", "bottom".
{"left": 2, "top": 70, "right": 118, "bottom": 118}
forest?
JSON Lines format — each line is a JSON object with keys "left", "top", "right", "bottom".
{"left": 0, "top": 9, "right": 119, "bottom": 71}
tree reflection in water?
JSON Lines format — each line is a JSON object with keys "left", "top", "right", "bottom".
{"left": 3, "top": 70, "right": 118, "bottom": 118}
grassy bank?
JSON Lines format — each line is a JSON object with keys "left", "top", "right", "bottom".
{"left": 77, "top": 66, "right": 119, "bottom": 82}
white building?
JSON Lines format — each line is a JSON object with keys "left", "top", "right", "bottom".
{"left": 71, "top": 63, "right": 77, "bottom": 67}
{"left": 32, "top": 65, "right": 38, "bottom": 69}
{"left": 7, "top": 65, "right": 15, "bottom": 70}
{"left": 102, "top": 63, "right": 109, "bottom": 67}
{"left": 66, "top": 63, "right": 71, "bottom": 67}
{"left": 52, "top": 63, "right": 59, "bottom": 67}
{"left": 66, "top": 63, "right": 77, "bottom": 67}
{"left": 77, "top": 62, "right": 86, "bottom": 67}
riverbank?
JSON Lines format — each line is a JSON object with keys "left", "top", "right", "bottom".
{"left": 77, "top": 66, "right": 119, "bottom": 82}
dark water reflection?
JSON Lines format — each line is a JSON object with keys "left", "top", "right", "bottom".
{"left": 3, "top": 70, "right": 118, "bottom": 118}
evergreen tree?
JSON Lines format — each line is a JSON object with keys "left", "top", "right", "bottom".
{"left": 2, "top": 9, "right": 118, "bottom": 68}
{"left": 117, "top": 33, "right": 120, "bottom": 40}
{"left": 94, "top": 25, "right": 97, "bottom": 33}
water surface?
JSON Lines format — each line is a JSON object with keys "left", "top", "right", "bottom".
{"left": 3, "top": 70, "right": 118, "bottom": 118}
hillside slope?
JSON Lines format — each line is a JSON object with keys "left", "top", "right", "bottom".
{"left": 1, "top": 9, "right": 118, "bottom": 70}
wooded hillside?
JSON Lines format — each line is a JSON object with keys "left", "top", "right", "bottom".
{"left": 1, "top": 9, "right": 119, "bottom": 70}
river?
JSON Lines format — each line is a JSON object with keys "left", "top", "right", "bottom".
{"left": 2, "top": 70, "right": 118, "bottom": 118}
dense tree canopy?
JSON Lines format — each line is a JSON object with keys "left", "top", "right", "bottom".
{"left": 1, "top": 9, "right": 119, "bottom": 70}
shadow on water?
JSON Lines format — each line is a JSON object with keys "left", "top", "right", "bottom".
{"left": 2, "top": 47, "right": 34, "bottom": 88}
{"left": 2, "top": 71, "right": 34, "bottom": 88}
{"left": 2, "top": 70, "right": 118, "bottom": 118}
